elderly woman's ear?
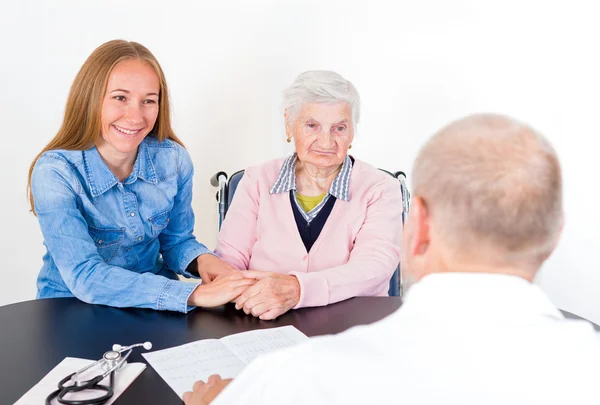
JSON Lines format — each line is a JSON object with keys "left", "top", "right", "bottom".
{"left": 284, "top": 109, "right": 292, "bottom": 142}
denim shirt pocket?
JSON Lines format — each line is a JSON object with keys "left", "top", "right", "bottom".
{"left": 149, "top": 207, "right": 172, "bottom": 237}
{"left": 88, "top": 225, "right": 125, "bottom": 262}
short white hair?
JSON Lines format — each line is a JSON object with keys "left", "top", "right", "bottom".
{"left": 413, "top": 113, "right": 563, "bottom": 265}
{"left": 283, "top": 70, "right": 360, "bottom": 126}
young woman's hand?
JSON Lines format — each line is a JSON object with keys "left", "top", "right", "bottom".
{"left": 196, "top": 254, "right": 237, "bottom": 283}
{"left": 188, "top": 272, "right": 257, "bottom": 307}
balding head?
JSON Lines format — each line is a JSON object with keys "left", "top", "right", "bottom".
{"left": 407, "top": 114, "right": 562, "bottom": 280}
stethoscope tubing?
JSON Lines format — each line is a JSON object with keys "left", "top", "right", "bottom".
{"left": 45, "top": 372, "right": 114, "bottom": 405}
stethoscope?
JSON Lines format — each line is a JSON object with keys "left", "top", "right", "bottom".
{"left": 45, "top": 341, "right": 152, "bottom": 405}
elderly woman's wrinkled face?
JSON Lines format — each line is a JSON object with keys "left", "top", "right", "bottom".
{"left": 288, "top": 102, "right": 354, "bottom": 169}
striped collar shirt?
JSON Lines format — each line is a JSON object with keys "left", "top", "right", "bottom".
{"left": 270, "top": 153, "right": 353, "bottom": 222}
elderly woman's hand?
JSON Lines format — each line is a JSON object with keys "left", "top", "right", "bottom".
{"left": 235, "top": 271, "right": 301, "bottom": 320}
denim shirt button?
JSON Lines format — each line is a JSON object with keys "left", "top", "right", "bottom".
{"left": 98, "top": 240, "right": 103, "bottom": 245}
{"left": 130, "top": 212, "right": 135, "bottom": 217}
{"left": 137, "top": 236, "right": 142, "bottom": 241}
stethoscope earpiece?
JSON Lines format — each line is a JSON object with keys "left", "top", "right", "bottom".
{"left": 113, "top": 341, "right": 152, "bottom": 352}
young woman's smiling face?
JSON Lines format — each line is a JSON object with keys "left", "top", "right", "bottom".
{"left": 97, "top": 59, "right": 160, "bottom": 160}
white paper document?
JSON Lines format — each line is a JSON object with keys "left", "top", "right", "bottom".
{"left": 14, "top": 357, "right": 146, "bottom": 405}
{"left": 142, "top": 325, "right": 309, "bottom": 398}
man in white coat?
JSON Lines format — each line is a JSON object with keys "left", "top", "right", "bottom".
{"left": 184, "top": 113, "right": 600, "bottom": 405}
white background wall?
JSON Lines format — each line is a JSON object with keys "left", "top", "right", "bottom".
{"left": 1, "top": 0, "right": 599, "bottom": 324}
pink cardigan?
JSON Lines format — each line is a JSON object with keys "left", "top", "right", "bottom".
{"left": 215, "top": 157, "right": 403, "bottom": 308}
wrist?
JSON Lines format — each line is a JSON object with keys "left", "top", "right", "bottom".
{"left": 291, "top": 275, "right": 301, "bottom": 307}
{"left": 187, "top": 283, "right": 201, "bottom": 306}
{"left": 197, "top": 253, "right": 216, "bottom": 272}
{"left": 188, "top": 283, "right": 208, "bottom": 307}
{"left": 186, "top": 256, "right": 200, "bottom": 276}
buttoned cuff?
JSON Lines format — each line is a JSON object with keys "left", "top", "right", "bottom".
{"left": 157, "top": 279, "right": 200, "bottom": 313}
{"left": 290, "top": 271, "right": 329, "bottom": 309}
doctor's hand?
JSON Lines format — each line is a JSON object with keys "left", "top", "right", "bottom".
{"left": 188, "top": 272, "right": 257, "bottom": 308}
{"left": 183, "top": 374, "right": 232, "bottom": 405}
{"left": 234, "top": 271, "right": 300, "bottom": 320}
{"left": 196, "top": 254, "right": 237, "bottom": 284}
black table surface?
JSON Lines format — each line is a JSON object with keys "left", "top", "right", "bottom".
{"left": 1, "top": 297, "right": 401, "bottom": 404}
{"left": 1, "top": 297, "right": 598, "bottom": 404}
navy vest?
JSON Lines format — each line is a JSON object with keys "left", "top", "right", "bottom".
{"left": 290, "top": 191, "right": 337, "bottom": 253}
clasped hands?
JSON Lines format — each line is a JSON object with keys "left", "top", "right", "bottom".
{"left": 188, "top": 254, "right": 300, "bottom": 320}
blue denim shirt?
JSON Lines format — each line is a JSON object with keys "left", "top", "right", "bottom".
{"left": 31, "top": 136, "right": 211, "bottom": 312}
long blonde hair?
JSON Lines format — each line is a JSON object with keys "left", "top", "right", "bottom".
{"left": 27, "top": 40, "right": 184, "bottom": 214}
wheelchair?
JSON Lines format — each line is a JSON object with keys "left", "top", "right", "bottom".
{"left": 210, "top": 166, "right": 410, "bottom": 297}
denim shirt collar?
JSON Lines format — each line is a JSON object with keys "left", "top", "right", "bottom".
{"left": 83, "top": 138, "right": 158, "bottom": 198}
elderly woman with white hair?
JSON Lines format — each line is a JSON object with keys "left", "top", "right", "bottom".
{"left": 210, "top": 71, "right": 403, "bottom": 320}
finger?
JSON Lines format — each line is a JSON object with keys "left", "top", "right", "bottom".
{"left": 228, "top": 282, "right": 257, "bottom": 301}
{"left": 183, "top": 391, "right": 208, "bottom": 405}
{"left": 235, "top": 283, "right": 262, "bottom": 309}
{"left": 193, "top": 380, "right": 206, "bottom": 392}
{"left": 232, "top": 281, "right": 253, "bottom": 292}
{"left": 259, "top": 307, "right": 286, "bottom": 321}
{"left": 234, "top": 296, "right": 245, "bottom": 311}
{"left": 231, "top": 283, "right": 253, "bottom": 298}
{"left": 218, "top": 272, "right": 244, "bottom": 281}
{"left": 249, "top": 301, "right": 271, "bottom": 318}
{"left": 196, "top": 382, "right": 213, "bottom": 398}
{"left": 219, "top": 282, "right": 256, "bottom": 305}
{"left": 242, "top": 270, "right": 272, "bottom": 280}
{"left": 207, "top": 374, "right": 222, "bottom": 384}
{"left": 218, "top": 272, "right": 254, "bottom": 287}
{"left": 239, "top": 278, "right": 274, "bottom": 310}
{"left": 226, "top": 278, "right": 256, "bottom": 289}
{"left": 199, "top": 272, "right": 213, "bottom": 284}
{"left": 243, "top": 293, "right": 267, "bottom": 315}
{"left": 229, "top": 283, "right": 252, "bottom": 302}
{"left": 203, "top": 379, "right": 232, "bottom": 403}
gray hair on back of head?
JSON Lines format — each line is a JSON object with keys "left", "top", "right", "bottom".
{"left": 283, "top": 70, "right": 361, "bottom": 126}
{"left": 412, "top": 113, "right": 563, "bottom": 265}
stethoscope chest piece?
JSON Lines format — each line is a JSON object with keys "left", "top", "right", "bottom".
{"left": 102, "top": 350, "right": 125, "bottom": 372}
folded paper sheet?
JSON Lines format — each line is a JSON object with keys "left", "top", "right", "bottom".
{"left": 143, "top": 325, "right": 309, "bottom": 398}
{"left": 14, "top": 357, "right": 146, "bottom": 405}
